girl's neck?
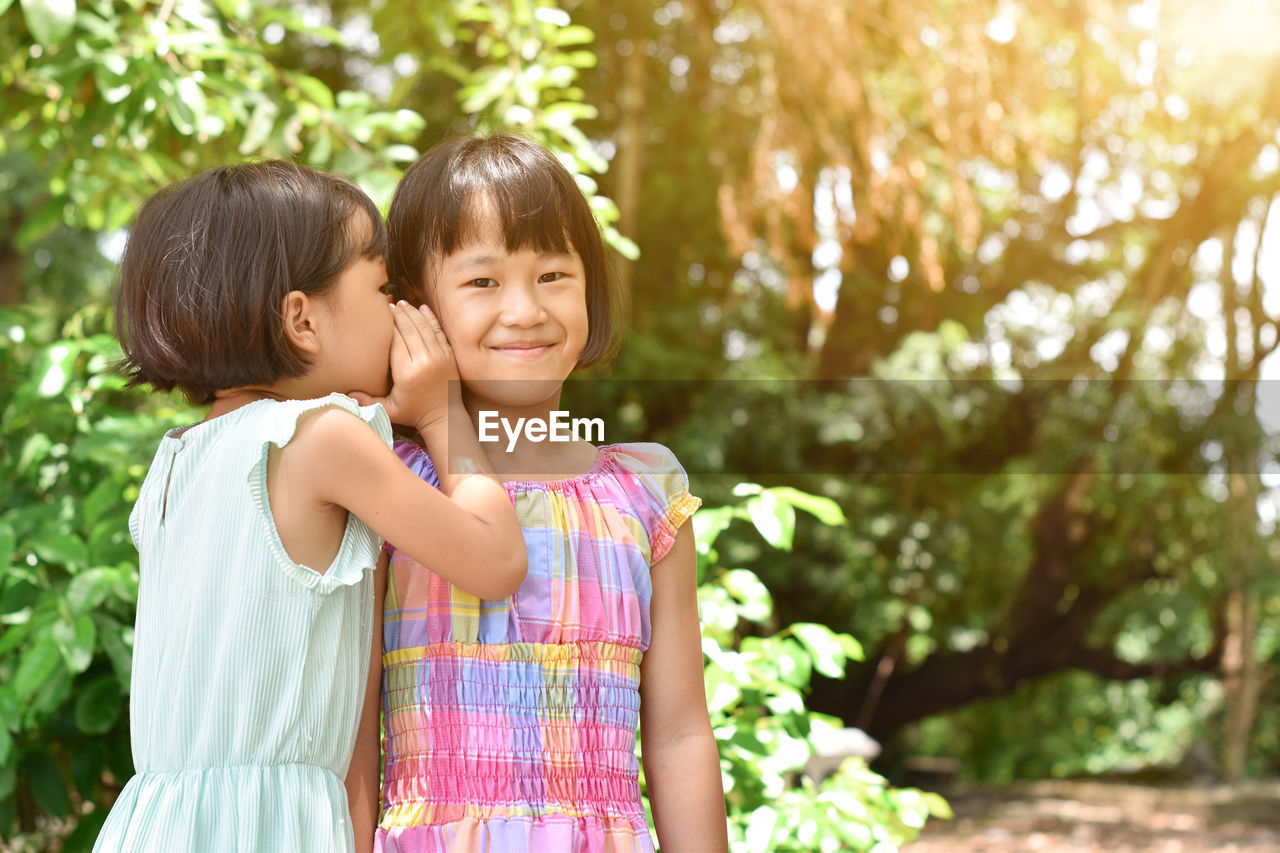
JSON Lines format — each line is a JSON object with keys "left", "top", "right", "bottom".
{"left": 462, "top": 384, "right": 598, "bottom": 481}
{"left": 205, "top": 386, "right": 288, "bottom": 421}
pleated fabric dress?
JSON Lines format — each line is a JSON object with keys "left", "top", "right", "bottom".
{"left": 376, "top": 442, "right": 701, "bottom": 853}
{"left": 94, "top": 394, "right": 389, "bottom": 853}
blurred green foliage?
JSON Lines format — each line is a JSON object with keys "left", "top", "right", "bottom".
{"left": 1, "top": 0, "right": 422, "bottom": 237}
{"left": 687, "top": 485, "right": 952, "bottom": 851}
{"left": 0, "top": 305, "right": 200, "bottom": 847}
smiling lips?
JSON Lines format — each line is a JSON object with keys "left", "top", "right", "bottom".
{"left": 490, "top": 342, "right": 556, "bottom": 359}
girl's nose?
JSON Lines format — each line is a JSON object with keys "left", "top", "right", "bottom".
{"left": 499, "top": 282, "right": 548, "bottom": 327}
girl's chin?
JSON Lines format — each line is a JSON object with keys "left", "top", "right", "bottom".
{"left": 461, "top": 377, "right": 566, "bottom": 407}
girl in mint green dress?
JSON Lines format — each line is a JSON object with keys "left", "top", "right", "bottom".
{"left": 94, "top": 162, "right": 527, "bottom": 852}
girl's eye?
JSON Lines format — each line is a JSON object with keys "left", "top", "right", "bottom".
{"left": 539, "top": 272, "right": 565, "bottom": 283}
{"left": 379, "top": 282, "right": 396, "bottom": 296}
{"left": 468, "top": 278, "right": 499, "bottom": 289}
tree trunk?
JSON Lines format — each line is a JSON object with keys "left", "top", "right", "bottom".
{"left": 612, "top": 39, "right": 646, "bottom": 307}
{"left": 1220, "top": 472, "right": 1262, "bottom": 780}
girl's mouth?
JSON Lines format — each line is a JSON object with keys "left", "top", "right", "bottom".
{"left": 491, "top": 344, "right": 554, "bottom": 359}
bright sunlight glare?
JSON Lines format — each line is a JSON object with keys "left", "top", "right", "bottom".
{"left": 1163, "top": 0, "right": 1280, "bottom": 65}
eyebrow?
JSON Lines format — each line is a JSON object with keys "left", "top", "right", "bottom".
{"left": 454, "top": 254, "right": 502, "bottom": 271}
{"left": 453, "top": 251, "right": 573, "bottom": 271}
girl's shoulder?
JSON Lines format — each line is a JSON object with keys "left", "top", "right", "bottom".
{"left": 256, "top": 393, "right": 392, "bottom": 450}
{"left": 168, "top": 393, "right": 391, "bottom": 452}
{"left": 596, "top": 442, "right": 691, "bottom": 487}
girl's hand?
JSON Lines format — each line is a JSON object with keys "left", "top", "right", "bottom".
{"left": 350, "top": 301, "right": 459, "bottom": 431}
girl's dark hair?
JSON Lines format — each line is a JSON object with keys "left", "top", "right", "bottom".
{"left": 115, "top": 160, "right": 386, "bottom": 404}
{"left": 387, "top": 134, "right": 618, "bottom": 367}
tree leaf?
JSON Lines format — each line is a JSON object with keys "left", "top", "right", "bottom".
{"left": 771, "top": 486, "right": 848, "bottom": 526}
{"left": 32, "top": 532, "right": 88, "bottom": 570}
{"left": 20, "top": 749, "right": 69, "bottom": 818}
{"left": 52, "top": 613, "right": 95, "bottom": 674}
{"left": 66, "top": 567, "right": 111, "bottom": 610}
{"left": 769, "top": 638, "right": 812, "bottom": 689}
{"left": 175, "top": 77, "right": 207, "bottom": 129}
{"left": 94, "top": 612, "right": 133, "bottom": 685}
{"left": 239, "top": 100, "right": 279, "bottom": 155}
{"left": 0, "top": 685, "right": 20, "bottom": 730}
{"left": 69, "top": 740, "right": 106, "bottom": 799}
{"left": 791, "top": 622, "right": 849, "bottom": 678}
{"left": 19, "top": 0, "right": 76, "bottom": 47}
{"left": 722, "top": 569, "right": 772, "bottom": 622}
{"left": 458, "top": 67, "right": 514, "bottom": 114}
{"left": 292, "top": 73, "right": 335, "bottom": 110}
{"left": 0, "top": 523, "right": 14, "bottom": 567}
{"left": 747, "top": 490, "right": 795, "bottom": 550}
{"left": 13, "top": 637, "right": 60, "bottom": 701}
{"left": 839, "top": 633, "right": 865, "bottom": 662}
{"left": 82, "top": 480, "right": 121, "bottom": 528}
{"left": 549, "top": 24, "right": 594, "bottom": 47}
{"left": 74, "top": 676, "right": 122, "bottom": 735}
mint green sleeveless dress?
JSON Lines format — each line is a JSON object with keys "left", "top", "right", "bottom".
{"left": 94, "top": 394, "right": 389, "bottom": 852}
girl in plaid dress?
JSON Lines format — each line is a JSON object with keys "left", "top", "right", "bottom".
{"left": 370, "top": 135, "right": 728, "bottom": 852}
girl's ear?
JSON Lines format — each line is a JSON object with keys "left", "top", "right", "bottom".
{"left": 401, "top": 274, "right": 430, "bottom": 309}
{"left": 281, "top": 290, "right": 321, "bottom": 356}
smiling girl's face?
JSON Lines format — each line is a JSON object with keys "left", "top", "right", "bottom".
{"left": 430, "top": 196, "right": 589, "bottom": 410}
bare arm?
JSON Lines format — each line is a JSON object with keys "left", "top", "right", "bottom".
{"left": 305, "top": 301, "right": 525, "bottom": 599}
{"left": 346, "top": 553, "right": 387, "bottom": 853}
{"left": 280, "top": 409, "right": 524, "bottom": 599}
{"left": 640, "top": 524, "right": 728, "bottom": 852}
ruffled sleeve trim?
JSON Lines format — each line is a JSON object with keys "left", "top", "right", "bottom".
{"left": 392, "top": 439, "right": 440, "bottom": 487}
{"left": 650, "top": 490, "right": 701, "bottom": 564}
{"left": 247, "top": 394, "right": 392, "bottom": 593}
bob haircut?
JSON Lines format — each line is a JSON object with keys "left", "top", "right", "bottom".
{"left": 386, "top": 134, "right": 619, "bottom": 367}
{"left": 115, "top": 160, "right": 386, "bottom": 404}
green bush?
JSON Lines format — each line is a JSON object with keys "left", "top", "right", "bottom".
{"left": 676, "top": 485, "right": 952, "bottom": 851}
{"left": 0, "top": 307, "right": 198, "bottom": 848}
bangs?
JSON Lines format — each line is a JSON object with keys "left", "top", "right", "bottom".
{"left": 452, "top": 185, "right": 575, "bottom": 258}
{"left": 426, "top": 159, "right": 579, "bottom": 264}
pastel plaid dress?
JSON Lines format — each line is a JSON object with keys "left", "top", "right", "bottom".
{"left": 376, "top": 442, "right": 701, "bottom": 853}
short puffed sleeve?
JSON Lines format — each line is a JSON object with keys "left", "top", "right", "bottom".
{"left": 247, "top": 393, "right": 392, "bottom": 593}
{"left": 604, "top": 442, "right": 701, "bottom": 564}
{"left": 392, "top": 438, "right": 440, "bottom": 488}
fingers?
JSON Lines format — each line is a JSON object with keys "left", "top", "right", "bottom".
{"left": 390, "top": 301, "right": 435, "bottom": 362}
{"left": 348, "top": 391, "right": 376, "bottom": 407}
{"left": 381, "top": 301, "right": 457, "bottom": 429}
{"left": 418, "top": 303, "right": 454, "bottom": 356}
{"left": 348, "top": 389, "right": 403, "bottom": 423}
